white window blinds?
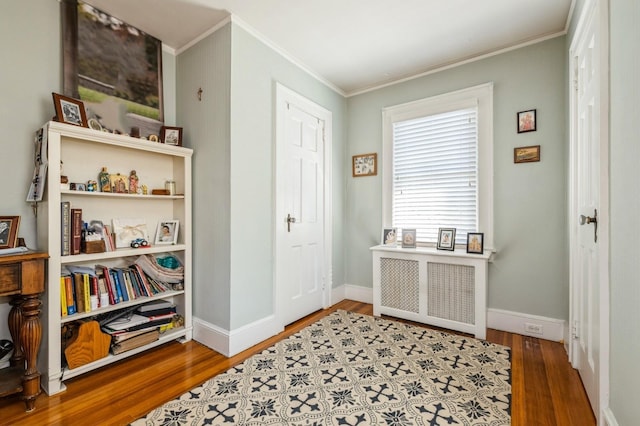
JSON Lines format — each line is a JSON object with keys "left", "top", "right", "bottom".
{"left": 392, "top": 107, "right": 478, "bottom": 244}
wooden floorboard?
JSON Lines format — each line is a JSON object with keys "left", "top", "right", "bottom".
{"left": 0, "top": 300, "right": 595, "bottom": 425}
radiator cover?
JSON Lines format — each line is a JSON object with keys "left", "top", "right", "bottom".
{"left": 372, "top": 246, "right": 489, "bottom": 338}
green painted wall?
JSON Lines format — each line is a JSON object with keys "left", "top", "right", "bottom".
{"left": 609, "top": 1, "right": 640, "bottom": 423}
{"left": 346, "top": 37, "right": 569, "bottom": 320}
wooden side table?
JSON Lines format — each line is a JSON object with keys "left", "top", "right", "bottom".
{"left": 0, "top": 251, "right": 48, "bottom": 412}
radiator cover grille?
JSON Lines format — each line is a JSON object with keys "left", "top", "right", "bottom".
{"left": 380, "top": 258, "right": 419, "bottom": 313}
{"left": 427, "top": 262, "right": 475, "bottom": 324}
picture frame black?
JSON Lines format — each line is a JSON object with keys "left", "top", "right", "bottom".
{"left": 52, "top": 93, "right": 88, "bottom": 128}
{"left": 437, "top": 228, "right": 456, "bottom": 251}
{"left": 517, "top": 109, "right": 536, "bottom": 133}
{"left": 466, "top": 232, "right": 484, "bottom": 254}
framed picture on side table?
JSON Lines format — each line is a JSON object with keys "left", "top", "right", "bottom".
{"left": 0, "top": 216, "right": 21, "bottom": 249}
{"left": 437, "top": 228, "right": 456, "bottom": 251}
{"left": 466, "top": 232, "right": 484, "bottom": 254}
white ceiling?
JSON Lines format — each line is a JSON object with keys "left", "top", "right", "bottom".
{"left": 84, "top": 0, "right": 574, "bottom": 95}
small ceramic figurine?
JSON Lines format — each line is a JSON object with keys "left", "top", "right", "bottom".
{"left": 142, "top": 184, "right": 148, "bottom": 195}
{"left": 98, "top": 167, "right": 110, "bottom": 192}
{"left": 129, "top": 170, "right": 139, "bottom": 194}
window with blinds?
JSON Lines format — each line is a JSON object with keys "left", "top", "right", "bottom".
{"left": 382, "top": 83, "right": 493, "bottom": 249}
{"left": 392, "top": 108, "right": 478, "bottom": 245}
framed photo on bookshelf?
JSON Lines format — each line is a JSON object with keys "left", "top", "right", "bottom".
{"left": 155, "top": 220, "right": 179, "bottom": 245}
{"left": 52, "top": 93, "right": 88, "bottom": 128}
{"left": 160, "top": 126, "right": 183, "bottom": 146}
{"left": 0, "top": 216, "right": 20, "bottom": 249}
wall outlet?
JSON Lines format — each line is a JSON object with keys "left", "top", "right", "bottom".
{"left": 525, "top": 322, "right": 544, "bottom": 335}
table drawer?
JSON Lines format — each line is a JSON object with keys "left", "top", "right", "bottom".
{"left": 0, "top": 263, "right": 20, "bottom": 295}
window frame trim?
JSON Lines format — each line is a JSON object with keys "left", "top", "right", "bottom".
{"left": 382, "top": 82, "right": 494, "bottom": 250}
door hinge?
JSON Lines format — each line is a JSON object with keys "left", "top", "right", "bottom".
{"left": 572, "top": 321, "right": 579, "bottom": 340}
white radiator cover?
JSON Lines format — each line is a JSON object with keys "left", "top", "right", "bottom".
{"left": 372, "top": 245, "right": 491, "bottom": 339}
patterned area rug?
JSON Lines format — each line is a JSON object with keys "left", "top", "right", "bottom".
{"left": 132, "top": 310, "right": 511, "bottom": 425}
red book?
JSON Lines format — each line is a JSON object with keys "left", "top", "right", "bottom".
{"left": 70, "top": 208, "right": 82, "bottom": 255}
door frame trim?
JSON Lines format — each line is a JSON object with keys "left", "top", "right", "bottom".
{"left": 274, "top": 82, "right": 333, "bottom": 328}
{"left": 568, "top": 0, "right": 610, "bottom": 420}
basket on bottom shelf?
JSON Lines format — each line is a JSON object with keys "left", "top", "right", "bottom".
{"left": 63, "top": 321, "right": 111, "bottom": 369}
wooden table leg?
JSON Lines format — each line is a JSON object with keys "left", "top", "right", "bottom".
{"left": 19, "top": 295, "right": 42, "bottom": 412}
{"left": 8, "top": 298, "right": 24, "bottom": 368}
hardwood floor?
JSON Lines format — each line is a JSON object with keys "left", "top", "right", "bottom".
{"left": 0, "top": 300, "right": 595, "bottom": 425}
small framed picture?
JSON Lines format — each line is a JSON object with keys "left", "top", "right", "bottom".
{"left": 517, "top": 109, "right": 536, "bottom": 133}
{"left": 514, "top": 145, "right": 541, "bottom": 163}
{"left": 52, "top": 92, "right": 88, "bottom": 127}
{"left": 352, "top": 153, "right": 377, "bottom": 177}
{"left": 0, "top": 216, "right": 21, "bottom": 249}
{"left": 401, "top": 228, "right": 416, "bottom": 248}
{"left": 160, "top": 126, "right": 183, "bottom": 146}
{"left": 109, "top": 173, "right": 129, "bottom": 193}
{"left": 466, "top": 232, "right": 484, "bottom": 254}
{"left": 155, "top": 220, "right": 179, "bottom": 245}
{"left": 437, "top": 228, "right": 456, "bottom": 251}
{"left": 382, "top": 228, "right": 397, "bottom": 246}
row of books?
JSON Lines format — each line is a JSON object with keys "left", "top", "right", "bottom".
{"left": 102, "top": 300, "right": 179, "bottom": 355}
{"left": 60, "top": 202, "right": 117, "bottom": 256}
{"left": 60, "top": 264, "right": 173, "bottom": 316}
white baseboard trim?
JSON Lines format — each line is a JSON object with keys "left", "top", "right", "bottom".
{"left": 602, "top": 407, "right": 618, "bottom": 426}
{"left": 193, "top": 315, "right": 283, "bottom": 358}
{"left": 334, "top": 283, "right": 373, "bottom": 304}
{"left": 488, "top": 308, "right": 565, "bottom": 342}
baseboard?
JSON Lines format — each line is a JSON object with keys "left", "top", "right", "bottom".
{"left": 602, "top": 407, "right": 619, "bottom": 426}
{"left": 334, "top": 283, "right": 373, "bottom": 304}
{"left": 193, "top": 314, "right": 283, "bottom": 358}
{"left": 487, "top": 308, "right": 565, "bottom": 341}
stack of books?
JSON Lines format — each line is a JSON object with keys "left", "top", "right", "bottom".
{"left": 102, "top": 300, "right": 177, "bottom": 355}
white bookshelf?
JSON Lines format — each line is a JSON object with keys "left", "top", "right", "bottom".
{"left": 35, "top": 121, "right": 193, "bottom": 395}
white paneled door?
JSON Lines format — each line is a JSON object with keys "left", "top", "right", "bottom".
{"left": 569, "top": 0, "right": 609, "bottom": 420}
{"left": 275, "top": 84, "right": 332, "bottom": 326}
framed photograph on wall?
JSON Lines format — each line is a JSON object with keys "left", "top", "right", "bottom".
{"left": 0, "top": 216, "right": 21, "bottom": 249}
{"left": 466, "top": 232, "right": 484, "bottom": 254}
{"left": 352, "top": 153, "right": 377, "bottom": 177}
{"left": 517, "top": 109, "right": 536, "bottom": 133}
{"left": 437, "top": 228, "right": 456, "bottom": 251}
{"left": 155, "top": 220, "right": 179, "bottom": 245}
{"left": 401, "top": 228, "right": 416, "bottom": 248}
{"left": 514, "top": 145, "right": 541, "bottom": 163}
{"left": 382, "top": 228, "right": 397, "bottom": 246}
{"left": 52, "top": 93, "right": 88, "bottom": 128}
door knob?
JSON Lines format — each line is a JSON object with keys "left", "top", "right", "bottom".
{"left": 579, "top": 209, "right": 598, "bottom": 242}
{"left": 286, "top": 214, "right": 296, "bottom": 232}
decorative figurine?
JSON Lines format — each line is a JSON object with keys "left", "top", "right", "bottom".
{"left": 142, "top": 184, "right": 148, "bottom": 195}
{"left": 98, "top": 167, "right": 110, "bottom": 192}
{"left": 129, "top": 170, "right": 139, "bottom": 194}
{"left": 87, "top": 180, "right": 97, "bottom": 192}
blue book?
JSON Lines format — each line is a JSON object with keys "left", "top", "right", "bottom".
{"left": 110, "top": 270, "right": 124, "bottom": 303}
{"left": 116, "top": 269, "right": 130, "bottom": 301}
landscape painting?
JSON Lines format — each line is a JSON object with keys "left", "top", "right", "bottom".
{"left": 62, "top": 0, "right": 163, "bottom": 137}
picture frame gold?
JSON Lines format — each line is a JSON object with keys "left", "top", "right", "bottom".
{"left": 0, "top": 216, "right": 21, "bottom": 249}
{"left": 352, "top": 153, "right": 377, "bottom": 177}
{"left": 514, "top": 145, "right": 541, "bottom": 163}
{"left": 52, "top": 93, "right": 88, "bottom": 128}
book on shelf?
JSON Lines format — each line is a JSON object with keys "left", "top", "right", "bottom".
{"left": 70, "top": 208, "right": 82, "bottom": 255}
{"left": 103, "top": 313, "right": 175, "bottom": 334}
{"left": 137, "top": 305, "right": 176, "bottom": 318}
{"left": 60, "top": 276, "right": 68, "bottom": 316}
{"left": 111, "top": 328, "right": 160, "bottom": 355}
{"left": 72, "top": 273, "right": 88, "bottom": 313}
{"left": 64, "top": 275, "right": 76, "bottom": 315}
{"left": 61, "top": 201, "right": 71, "bottom": 256}
{"left": 137, "top": 299, "right": 174, "bottom": 312}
